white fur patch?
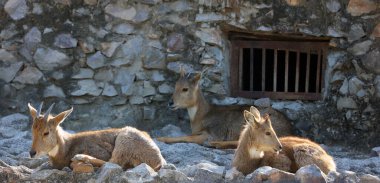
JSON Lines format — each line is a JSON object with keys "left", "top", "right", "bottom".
{"left": 187, "top": 106, "right": 198, "bottom": 121}
{"left": 48, "top": 145, "right": 59, "bottom": 157}
{"left": 249, "top": 148, "right": 264, "bottom": 159}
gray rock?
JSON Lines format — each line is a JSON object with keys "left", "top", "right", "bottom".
{"left": 195, "top": 28, "right": 222, "bottom": 47}
{"left": 0, "top": 23, "right": 18, "bottom": 40}
{"left": 0, "top": 49, "right": 17, "bottom": 62}
{"left": 254, "top": 98, "right": 271, "bottom": 108}
{"left": 112, "top": 23, "right": 135, "bottom": 35}
{"left": 371, "top": 147, "right": 380, "bottom": 157}
{"left": 151, "top": 71, "right": 165, "bottom": 82}
{"left": 169, "top": 0, "right": 193, "bottom": 12}
{"left": 122, "top": 163, "right": 157, "bottom": 182}
{"left": 18, "top": 156, "right": 49, "bottom": 169}
{"left": 153, "top": 124, "right": 187, "bottom": 138}
{"left": 0, "top": 165, "right": 32, "bottom": 183}
{"left": 87, "top": 51, "right": 106, "bottom": 69}
{"left": 71, "top": 79, "right": 103, "bottom": 96}
{"left": 246, "top": 166, "right": 296, "bottom": 183}
{"left": 54, "top": 34, "right": 78, "bottom": 48}
{"left": 114, "top": 68, "right": 135, "bottom": 85}
{"left": 359, "top": 174, "right": 380, "bottom": 183}
{"left": 331, "top": 71, "right": 345, "bottom": 83}
{"left": 32, "top": 3, "right": 43, "bottom": 15}
{"left": 4, "top": 0, "right": 28, "bottom": 20}
{"left": 102, "top": 83, "right": 118, "bottom": 97}
{"left": 348, "top": 40, "right": 373, "bottom": 56}
{"left": 143, "top": 81, "right": 156, "bottom": 97}
{"left": 375, "top": 76, "right": 380, "bottom": 98}
{"left": 225, "top": 167, "right": 245, "bottom": 182}
{"left": 140, "top": 0, "right": 161, "bottom": 5}
{"left": 84, "top": 0, "right": 97, "bottom": 5}
{"left": 339, "top": 78, "right": 349, "bottom": 95}
{"left": 335, "top": 170, "right": 360, "bottom": 183}
{"left": 13, "top": 66, "right": 43, "bottom": 84}
{"left": 195, "top": 13, "right": 226, "bottom": 22}
{"left": 24, "top": 27, "right": 41, "bottom": 51}
{"left": 337, "top": 97, "right": 358, "bottom": 111}
{"left": 187, "top": 162, "right": 225, "bottom": 183}
{"left": 101, "top": 42, "right": 121, "bottom": 58}
{"left": 94, "top": 69, "right": 114, "bottom": 82}
{"left": 143, "top": 106, "right": 156, "bottom": 120}
{"left": 167, "top": 62, "right": 194, "bottom": 74}
{"left": 348, "top": 77, "right": 364, "bottom": 95}
{"left": 167, "top": 33, "right": 185, "bottom": 52}
{"left": 327, "top": 26, "right": 345, "bottom": 37}
{"left": 206, "top": 84, "right": 226, "bottom": 95}
{"left": 43, "top": 84, "right": 66, "bottom": 98}
{"left": 348, "top": 24, "right": 366, "bottom": 43}
{"left": 143, "top": 47, "right": 166, "bottom": 70}
{"left": 362, "top": 49, "right": 380, "bottom": 74}
{"left": 34, "top": 48, "right": 71, "bottom": 71}
{"left": 200, "top": 58, "right": 216, "bottom": 65}
{"left": 295, "top": 164, "right": 327, "bottom": 183}
{"left": 133, "top": 4, "right": 150, "bottom": 23}
{"left": 158, "top": 168, "right": 191, "bottom": 183}
{"left": 158, "top": 83, "right": 173, "bottom": 94}
{"left": 115, "top": 36, "right": 144, "bottom": 63}
{"left": 72, "top": 68, "right": 94, "bottom": 79}
{"left": 129, "top": 96, "right": 144, "bottom": 105}
{"left": 29, "top": 169, "right": 72, "bottom": 182}
{"left": 105, "top": 4, "right": 136, "bottom": 21}
{"left": 0, "top": 113, "right": 29, "bottom": 139}
{"left": 326, "top": 0, "right": 341, "bottom": 13}
{"left": 110, "top": 58, "right": 132, "bottom": 67}
{"left": 0, "top": 59, "right": 23, "bottom": 83}
{"left": 96, "top": 162, "right": 123, "bottom": 183}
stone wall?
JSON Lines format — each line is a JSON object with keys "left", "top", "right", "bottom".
{"left": 0, "top": 0, "right": 379, "bottom": 148}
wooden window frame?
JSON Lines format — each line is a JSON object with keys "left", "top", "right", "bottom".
{"left": 230, "top": 40, "right": 328, "bottom": 100}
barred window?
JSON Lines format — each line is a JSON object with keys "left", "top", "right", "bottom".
{"left": 230, "top": 36, "right": 328, "bottom": 100}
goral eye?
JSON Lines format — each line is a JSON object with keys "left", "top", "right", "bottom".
{"left": 265, "top": 132, "right": 271, "bottom": 136}
{"left": 43, "top": 132, "right": 49, "bottom": 136}
{"left": 182, "top": 88, "right": 188, "bottom": 92}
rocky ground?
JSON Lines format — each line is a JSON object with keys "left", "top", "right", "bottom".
{"left": 1, "top": 113, "right": 380, "bottom": 183}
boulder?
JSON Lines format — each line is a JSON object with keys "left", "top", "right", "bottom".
{"left": 326, "top": 0, "right": 341, "bottom": 13}
{"left": 70, "top": 79, "right": 103, "bottom": 96}
{"left": 4, "top": 0, "right": 28, "bottom": 20}
{"left": 13, "top": 66, "right": 43, "bottom": 84}
{"left": 102, "top": 83, "right": 118, "bottom": 97}
{"left": 195, "top": 28, "right": 222, "bottom": 47}
{"left": 181, "top": 161, "right": 225, "bottom": 183}
{"left": 295, "top": 165, "right": 327, "bottom": 183}
{"left": 362, "top": 49, "right": 380, "bottom": 74}
{"left": 112, "top": 23, "right": 135, "bottom": 35}
{"left": 246, "top": 166, "right": 296, "bottom": 183}
{"left": 54, "top": 34, "right": 78, "bottom": 48}
{"left": 347, "top": 0, "right": 377, "bottom": 16}
{"left": 72, "top": 68, "right": 94, "bottom": 79}
{"left": 254, "top": 98, "right": 271, "bottom": 108}
{"left": 348, "top": 40, "right": 372, "bottom": 56}
{"left": 43, "top": 84, "right": 66, "bottom": 98}
{"left": 86, "top": 51, "right": 106, "bottom": 69}
{"left": 0, "top": 59, "right": 23, "bottom": 83}
{"left": 158, "top": 168, "right": 191, "bottom": 183}
{"left": 29, "top": 169, "right": 73, "bottom": 182}
{"left": 34, "top": 48, "right": 71, "bottom": 71}
{"left": 100, "top": 42, "right": 122, "bottom": 58}
{"left": 167, "top": 33, "right": 185, "bottom": 52}
{"left": 359, "top": 174, "right": 380, "bottom": 183}
{"left": 96, "top": 162, "right": 123, "bottom": 183}
{"left": 337, "top": 97, "right": 358, "bottom": 111}
{"left": 105, "top": 4, "right": 136, "bottom": 21}
{"left": 122, "top": 163, "right": 157, "bottom": 183}
{"left": 0, "top": 165, "right": 32, "bottom": 182}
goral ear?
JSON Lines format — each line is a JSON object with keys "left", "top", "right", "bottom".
{"left": 179, "top": 65, "right": 185, "bottom": 78}
{"left": 52, "top": 107, "right": 73, "bottom": 126}
{"left": 28, "top": 103, "right": 37, "bottom": 119}
{"left": 192, "top": 72, "right": 201, "bottom": 84}
{"left": 249, "top": 106, "right": 261, "bottom": 122}
{"left": 243, "top": 110, "right": 260, "bottom": 127}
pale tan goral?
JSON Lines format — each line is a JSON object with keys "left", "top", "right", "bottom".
{"left": 28, "top": 103, "right": 166, "bottom": 173}
{"left": 233, "top": 106, "right": 336, "bottom": 175}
